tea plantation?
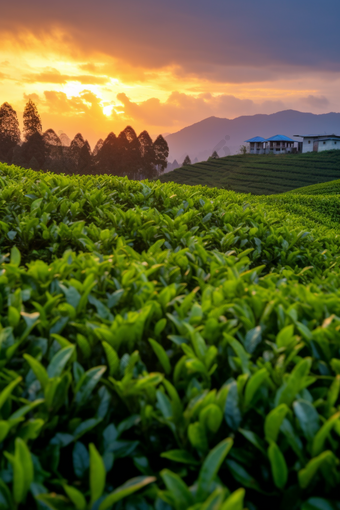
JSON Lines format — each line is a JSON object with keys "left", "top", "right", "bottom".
{"left": 159, "top": 151, "right": 340, "bottom": 195}
{"left": 1, "top": 162, "right": 340, "bottom": 510}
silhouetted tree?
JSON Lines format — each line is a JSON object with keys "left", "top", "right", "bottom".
{"left": 115, "top": 130, "right": 130, "bottom": 176}
{"left": 138, "top": 130, "right": 156, "bottom": 178}
{"left": 43, "top": 129, "right": 61, "bottom": 147}
{"left": 59, "top": 132, "right": 71, "bottom": 146}
{"left": 23, "top": 99, "right": 42, "bottom": 141}
{"left": 78, "top": 141, "right": 93, "bottom": 174}
{"left": 93, "top": 138, "right": 104, "bottom": 157}
{"left": 122, "top": 126, "right": 142, "bottom": 178}
{"left": 0, "top": 102, "right": 21, "bottom": 162}
{"left": 69, "top": 133, "right": 93, "bottom": 173}
{"left": 182, "top": 155, "right": 191, "bottom": 166}
{"left": 153, "top": 135, "right": 169, "bottom": 172}
{"left": 20, "top": 132, "right": 46, "bottom": 169}
{"left": 42, "top": 129, "right": 64, "bottom": 172}
{"left": 95, "top": 133, "right": 118, "bottom": 174}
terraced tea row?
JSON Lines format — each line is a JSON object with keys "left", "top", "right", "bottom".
{"left": 160, "top": 151, "right": 340, "bottom": 194}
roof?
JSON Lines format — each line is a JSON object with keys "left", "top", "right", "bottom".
{"left": 294, "top": 134, "right": 340, "bottom": 139}
{"left": 244, "top": 136, "right": 266, "bottom": 143}
{"left": 265, "top": 134, "right": 295, "bottom": 142}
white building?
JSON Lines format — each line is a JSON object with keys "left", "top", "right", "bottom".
{"left": 294, "top": 134, "right": 340, "bottom": 153}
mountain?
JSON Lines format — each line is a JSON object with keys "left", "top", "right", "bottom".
{"left": 165, "top": 110, "right": 340, "bottom": 162}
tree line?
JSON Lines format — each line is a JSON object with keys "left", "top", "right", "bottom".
{"left": 0, "top": 100, "right": 169, "bottom": 179}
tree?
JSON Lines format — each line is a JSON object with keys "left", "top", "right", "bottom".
{"left": 20, "top": 132, "right": 46, "bottom": 169}
{"left": 0, "top": 102, "right": 21, "bottom": 162}
{"left": 42, "top": 129, "right": 64, "bottom": 172}
{"left": 78, "top": 141, "right": 93, "bottom": 174}
{"left": 138, "top": 130, "right": 156, "bottom": 178}
{"left": 182, "top": 155, "right": 191, "bottom": 166}
{"left": 43, "top": 129, "right": 61, "bottom": 147}
{"left": 211, "top": 151, "right": 219, "bottom": 159}
{"left": 69, "top": 133, "right": 93, "bottom": 173}
{"left": 122, "top": 126, "right": 142, "bottom": 178}
{"left": 23, "top": 99, "right": 42, "bottom": 141}
{"left": 239, "top": 144, "right": 247, "bottom": 155}
{"left": 93, "top": 138, "right": 104, "bottom": 157}
{"left": 153, "top": 135, "right": 169, "bottom": 173}
{"left": 95, "top": 132, "right": 118, "bottom": 174}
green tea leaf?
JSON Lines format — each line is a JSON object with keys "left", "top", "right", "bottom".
{"left": 196, "top": 437, "right": 233, "bottom": 501}
{"left": 221, "top": 488, "right": 245, "bottom": 510}
{"left": 148, "top": 338, "right": 171, "bottom": 374}
{"left": 160, "top": 470, "right": 193, "bottom": 510}
{"left": 268, "top": 441, "right": 288, "bottom": 489}
{"left": 89, "top": 443, "right": 106, "bottom": 507}
{"left": 99, "top": 476, "right": 156, "bottom": 510}
{"left": 63, "top": 485, "right": 86, "bottom": 510}
{"left": 312, "top": 412, "right": 340, "bottom": 457}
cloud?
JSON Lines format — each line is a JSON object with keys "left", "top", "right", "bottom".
{"left": 301, "top": 95, "right": 330, "bottom": 109}
{"left": 25, "top": 67, "right": 109, "bottom": 85}
{"left": 23, "top": 92, "right": 40, "bottom": 102}
{"left": 117, "top": 91, "right": 286, "bottom": 128}
{"left": 1, "top": 0, "right": 340, "bottom": 85}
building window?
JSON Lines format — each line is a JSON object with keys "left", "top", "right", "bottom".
{"left": 335, "top": 142, "right": 337, "bottom": 145}
{"left": 323, "top": 142, "right": 326, "bottom": 145}
{"left": 308, "top": 140, "right": 311, "bottom": 144}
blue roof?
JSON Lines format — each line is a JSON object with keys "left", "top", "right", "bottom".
{"left": 244, "top": 136, "right": 266, "bottom": 143}
{"left": 265, "top": 134, "right": 295, "bottom": 142}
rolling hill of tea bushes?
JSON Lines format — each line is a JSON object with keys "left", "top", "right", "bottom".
{"left": 159, "top": 151, "right": 340, "bottom": 195}
{"left": 1, "top": 162, "right": 340, "bottom": 510}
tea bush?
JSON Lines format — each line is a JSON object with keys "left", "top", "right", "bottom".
{"left": 1, "top": 163, "right": 340, "bottom": 509}
{"left": 158, "top": 150, "right": 340, "bottom": 195}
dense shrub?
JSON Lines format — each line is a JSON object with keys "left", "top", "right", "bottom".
{"left": 1, "top": 163, "right": 340, "bottom": 509}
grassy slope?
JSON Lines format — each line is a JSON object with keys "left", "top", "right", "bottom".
{"left": 159, "top": 150, "right": 340, "bottom": 195}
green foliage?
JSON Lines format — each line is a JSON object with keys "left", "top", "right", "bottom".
{"left": 1, "top": 162, "right": 340, "bottom": 509}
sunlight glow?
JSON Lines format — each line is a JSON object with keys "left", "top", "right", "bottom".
{"left": 103, "top": 104, "right": 114, "bottom": 116}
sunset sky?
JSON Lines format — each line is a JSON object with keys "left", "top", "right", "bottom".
{"left": 1, "top": 0, "right": 340, "bottom": 147}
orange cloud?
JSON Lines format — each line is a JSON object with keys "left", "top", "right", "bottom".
{"left": 25, "top": 67, "right": 109, "bottom": 85}
{"left": 117, "top": 91, "right": 285, "bottom": 128}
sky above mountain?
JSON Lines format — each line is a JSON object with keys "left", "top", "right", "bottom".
{"left": 1, "top": 0, "right": 340, "bottom": 146}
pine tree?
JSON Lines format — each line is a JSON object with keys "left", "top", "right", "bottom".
{"left": 95, "top": 132, "right": 118, "bottom": 174}
{"left": 69, "top": 133, "right": 93, "bottom": 173}
{"left": 93, "top": 138, "right": 104, "bottom": 157}
{"left": 116, "top": 131, "right": 129, "bottom": 176}
{"left": 78, "top": 141, "right": 93, "bottom": 174}
{"left": 20, "top": 132, "right": 46, "bottom": 169}
{"left": 42, "top": 129, "right": 63, "bottom": 172}
{"left": 43, "top": 129, "right": 61, "bottom": 147}
{"left": 23, "top": 99, "right": 42, "bottom": 141}
{"left": 182, "top": 155, "right": 191, "bottom": 166}
{"left": 122, "top": 126, "right": 142, "bottom": 178}
{"left": 138, "top": 130, "right": 156, "bottom": 178}
{"left": 0, "top": 102, "right": 21, "bottom": 162}
{"left": 153, "top": 135, "right": 169, "bottom": 172}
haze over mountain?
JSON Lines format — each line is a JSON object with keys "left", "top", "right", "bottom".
{"left": 165, "top": 110, "right": 340, "bottom": 163}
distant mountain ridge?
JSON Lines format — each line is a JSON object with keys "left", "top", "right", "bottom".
{"left": 165, "top": 110, "right": 340, "bottom": 162}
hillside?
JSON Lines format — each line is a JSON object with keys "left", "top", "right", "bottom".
{"left": 159, "top": 150, "right": 340, "bottom": 194}
{"left": 165, "top": 109, "right": 340, "bottom": 162}
{"left": 2, "top": 162, "right": 340, "bottom": 509}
